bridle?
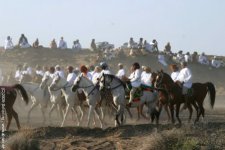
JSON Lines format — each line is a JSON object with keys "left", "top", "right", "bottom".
{"left": 74, "top": 76, "right": 97, "bottom": 96}
{"left": 102, "top": 74, "right": 123, "bottom": 91}
{"left": 50, "top": 76, "right": 73, "bottom": 91}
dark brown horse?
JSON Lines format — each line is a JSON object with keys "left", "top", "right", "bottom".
{"left": 0, "top": 84, "right": 29, "bottom": 130}
{"left": 155, "top": 71, "right": 215, "bottom": 124}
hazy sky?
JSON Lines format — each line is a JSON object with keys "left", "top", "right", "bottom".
{"left": 0, "top": 0, "right": 225, "bottom": 55}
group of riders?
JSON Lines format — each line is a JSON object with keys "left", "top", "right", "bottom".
{"left": 9, "top": 60, "right": 192, "bottom": 108}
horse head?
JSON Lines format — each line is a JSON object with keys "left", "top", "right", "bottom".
{"left": 49, "top": 74, "right": 61, "bottom": 91}
{"left": 71, "top": 74, "right": 83, "bottom": 92}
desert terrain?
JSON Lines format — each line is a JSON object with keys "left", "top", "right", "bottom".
{"left": 0, "top": 48, "right": 225, "bottom": 150}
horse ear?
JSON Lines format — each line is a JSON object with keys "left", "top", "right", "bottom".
{"left": 160, "top": 69, "right": 164, "bottom": 73}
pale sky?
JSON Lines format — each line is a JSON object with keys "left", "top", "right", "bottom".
{"left": 0, "top": 0, "right": 225, "bottom": 55}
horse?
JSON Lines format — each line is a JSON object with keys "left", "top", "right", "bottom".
{"left": 71, "top": 74, "right": 104, "bottom": 128}
{"left": 155, "top": 71, "right": 216, "bottom": 124}
{"left": 20, "top": 82, "right": 50, "bottom": 124}
{"left": 49, "top": 74, "right": 83, "bottom": 127}
{"left": 151, "top": 72, "right": 171, "bottom": 122}
{"left": 0, "top": 84, "right": 29, "bottom": 130}
{"left": 99, "top": 73, "right": 127, "bottom": 126}
{"left": 40, "top": 74, "right": 65, "bottom": 124}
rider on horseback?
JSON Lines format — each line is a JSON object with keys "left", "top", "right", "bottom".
{"left": 100, "top": 62, "right": 111, "bottom": 74}
{"left": 127, "top": 62, "right": 142, "bottom": 106}
{"left": 176, "top": 62, "right": 192, "bottom": 109}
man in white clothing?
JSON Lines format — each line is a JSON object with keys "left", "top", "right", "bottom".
{"left": 66, "top": 66, "right": 76, "bottom": 84}
{"left": 211, "top": 56, "right": 221, "bottom": 68}
{"left": 170, "top": 64, "right": 180, "bottom": 82}
{"left": 141, "top": 66, "right": 152, "bottom": 87}
{"left": 92, "top": 66, "right": 102, "bottom": 85}
{"left": 4, "top": 36, "right": 14, "bottom": 50}
{"left": 58, "top": 37, "right": 67, "bottom": 49}
{"left": 176, "top": 62, "right": 192, "bottom": 108}
{"left": 15, "top": 64, "right": 23, "bottom": 81}
{"left": 198, "top": 53, "right": 209, "bottom": 65}
{"left": 100, "top": 62, "right": 111, "bottom": 75}
{"left": 127, "top": 62, "right": 142, "bottom": 106}
{"left": 55, "top": 65, "right": 65, "bottom": 78}
{"left": 116, "top": 63, "right": 125, "bottom": 79}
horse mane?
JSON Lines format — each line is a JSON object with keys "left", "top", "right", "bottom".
{"left": 104, "top": 74, "right": 126, "bottom": 88}
{"left": 162, "top": 72, "right": 174, "bottom": 84}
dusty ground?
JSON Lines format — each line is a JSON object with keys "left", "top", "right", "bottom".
{"left": 0, "top": 48, "right": 225, "bottom": 150}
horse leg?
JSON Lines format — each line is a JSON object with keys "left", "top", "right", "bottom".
{"left": 40, "top": 105, "right": 47, "bottom": 125}
{"left": 49, "top": 103, "right": 57, "bottom": 124}
{"left": 136, "top": 107, "right": 140, "bottom": 121}
{"left": 87, "top": 105, "right": 94, "bottom": 127}
{"left": 27, "top": 102, "right": 38, "bottom": 123}
{"left": 140, "top": 103, "right": 148, "bottom": 120}
{"left": 175, "top": 103, "right": 181, "bottom": 125}
{"left": 12, "top": 109, "right": 21, "bottom": 130}
{"left": 164, "top": 104, "right": 171, "bottom": 123}
{"left": 187, "top": 104, "right": 193, "bottom": 123}
{"left": 94, "top": 107, "right": 104, "bottom": 128}
{"left": 61, "top": 104, "right": 71, "bottom": 127}
{"left": 6, "top": 109, "right": 12, "bottom": 131}
{"left": 125, "top": 107, "right": 133, "bottom": 119}
{"left": 77, "top": 106, "right": 84, "bottom": 126}
{"left": 169, "top": 105, "right": 175, "bottom": 124}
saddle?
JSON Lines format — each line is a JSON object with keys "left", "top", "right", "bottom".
{"left": 125, "top": 83, "right": 154, "bottom": 103}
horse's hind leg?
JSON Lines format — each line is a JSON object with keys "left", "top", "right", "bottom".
{"left": 140, "top": 104, "right": 148, "bottom": 120}
{"left": 175, "top": 104, "right": 181, "bottom": 124}
{"left": 94, "top": 107, "right": 103, "bottom": 128}
{"left": 12, "top": 109, "right": 21, "bottom": 130}
{"left": 187, "top": 104, "right": 193, "bottom": 123}
{"left": 6, "top": 109, "right": 13, "bottom": 131}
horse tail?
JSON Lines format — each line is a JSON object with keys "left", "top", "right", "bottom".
{"left": 13, "top": 84, "right": 29, "bottom": 105}
{"left": 206, "top": 82, "right": 216, "bottom": 108}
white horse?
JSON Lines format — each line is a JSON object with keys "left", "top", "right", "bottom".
{"left": 40, "top": 74, "right": 64, "bottom": 124}
{"left": 99, "top": 74, "right": 126, "bottom": 126}
{"left": 21, "top": 82, "right": 50, "bottom": 124}
{"left": 49, "top": 74, "right": 83, "bottom": 127}
{"left": 71, "top": 74, "right": 104, "bottom": 128}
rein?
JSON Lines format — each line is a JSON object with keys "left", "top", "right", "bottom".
{"left": 51, "top": 82, "right": 72, "bottom": 91}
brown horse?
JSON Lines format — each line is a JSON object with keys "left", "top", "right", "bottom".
{"left": 0, "top": 84, "right": 29, "bottom": 130}
{"left": 155, "top": 71, "right": 215, "bottom": 124}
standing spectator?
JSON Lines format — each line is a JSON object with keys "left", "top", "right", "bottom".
{"left": 50, "top": 39, "right": 57, "bottom": 49}
{"left": 192, "top": 51, "right": 198, "bottom": 63}
{"left": 4, "top": 36, "right": 14, "bottom": 50}
{"left": 164, "top": 42, "right": 171, "bottom": 54}
{"left": 150, "top": 39, "right": 159, "bottom": 52}
{"left": 138, "top": 38, "right": 143, "bottom": 49}
{"left": 184, "top": 52, "right": 192, "bottom": 63}
{"left": 33, "top": 38, "right": 39, "bottom": 48}
{"left": 91, "top": 39, "right": 97, "bottom": 51}
{"left": 18, "top": 34, "right": 30, "bottom": 48}
{"left": 72, "top": 40, "right": 82, "bottom": 51}
{"left": 116, "top": 63, "right": 125, "bottom": 79}
{"left": 58, "top": 37, "right": 67, "bottom": 49}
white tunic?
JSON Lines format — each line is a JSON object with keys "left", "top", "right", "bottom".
{"left": 101, "top": 70, "right": 111, "bottom": 75}
{"left": 141, "top": 72, "right": 152, "bottom": 86}
{"left": 67, "top": 73, "right": 77, "bottom": 84}
{"left": 36, "top": 70, "right": 44, "bottom": 76}
{"left": 211, "top": 59, "right": 221, "bottom": 68}
{"left": 4, "top": 39, "right": 14, "bottom": 50}
{"left": 176, "top": 67, "right": 192, "bottom": 88}
{"left": 15, "top": 70, "right": 22, "bottom": 80}
{"left": 55, "top": 70, "right": 65, "bottom": 78}
{"left": 129, "top": 69, "right": 141, "bottom": 87}
{"left": 171, "top": 71, "right": 180, "bottom": 82}
{"left": 58, "top": 40, "right": 67, "bottom": 49}
{"left": 116, "top": 69, "right": 125, "bottom": 79}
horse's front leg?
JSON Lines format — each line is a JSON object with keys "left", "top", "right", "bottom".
{"left": 187, "top": 104, "right": 193, "bottom": 123}
{"left": 125, "top": 107, "right": 133, "bottom": 119}
{"left": 169, "top": 104, "right": 175, "bottom": 124}
{"left": 140, "top": 103, "right": 149, "bottom": 120}
{"left": 164, "top": 104, "right": 171, "bottom": 123}
{"left": 175, "top": 103, "right": 181, "bottom": 125}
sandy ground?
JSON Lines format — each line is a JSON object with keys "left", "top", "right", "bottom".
{"left": 0, "top": 48, "right": 225, "bottom": 149}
